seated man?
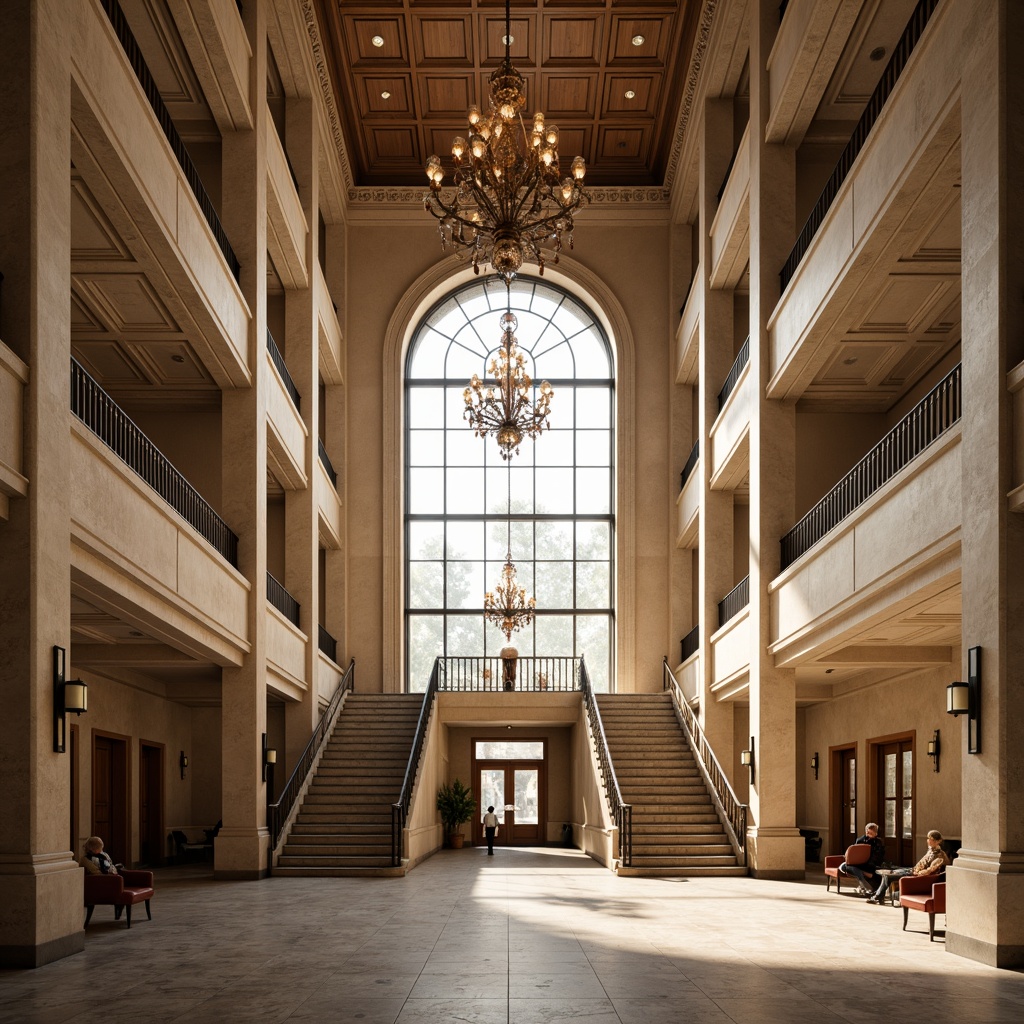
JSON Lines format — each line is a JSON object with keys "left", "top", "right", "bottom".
{"left": 841, "top": 822, "right": 886, "bottom": 895}
{"left": 81, "top": 835, "right": 120, "bottom": 875}
{"left": 866, "top": 829, "right": 950, "bottom": 904}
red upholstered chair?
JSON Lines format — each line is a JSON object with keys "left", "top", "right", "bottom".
{"left": 83, "top": 869, "right": 155, "bottom": 928}
{"left": 899, "top": 875, "right": 946, "bottom": 940}
{"left": 824, "top": 843, "right": 872, "bottom": 894}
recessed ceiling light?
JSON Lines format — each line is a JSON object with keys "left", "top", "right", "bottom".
{"left": 869, "top": 45, "right": 886, "bottom": 61}
{"left": 624, "top": 89, "right": 636, "bottom": 100}
{"left": 381, "top": 91, "right": 391, "bottom": 100}
{"left": 843, "top": 356, "right": 858, "bottom": 365}
{"left": 501, "top": 34, "right": 514, "bottom": 46}
{"left": 371, "top": 34, "right": 384, "bottom": 48}
{"left": 171, "top": 354, "right": 185, "bottom": 363}
{"left": 631, "top": 34, "right": 645, "bottom": 46}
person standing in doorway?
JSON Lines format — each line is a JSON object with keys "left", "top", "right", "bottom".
{"left": 482, "top": 806, "right": 499, "bottom": 855}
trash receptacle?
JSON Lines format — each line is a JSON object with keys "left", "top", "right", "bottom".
{"left": 561, "top": 824, "right": 574, "bottom": 848}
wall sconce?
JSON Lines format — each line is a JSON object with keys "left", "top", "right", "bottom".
{"left": 946, "top": 646, "right": 981, "bottom": 754}
{"left": 179, "top": 750, "right": 189, "bottom": 780}
{"left": 53, "top": 646, "right": 88, "bottom": 753}
{"left": 810, "top": 752, "right": 819, "bottom": 781}
{"left": 740, "top": 737, "right": 755, "bottom": 785}
{"left": 926, "top": 730, "right": 940, "bottom": 773}
{"left": 262, "top": 732, "right": 277, "bottom": 782}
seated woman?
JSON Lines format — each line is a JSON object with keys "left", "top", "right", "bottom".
{"left": 866, "top": 829, "right": 950, "bottom": 904}
{"left": 81, "top": 836, "right": 120, "bottom": 875}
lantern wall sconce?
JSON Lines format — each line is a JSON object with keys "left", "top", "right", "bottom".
{"left": 262, "top": 732, "right": 277, "bottom": 781}
{"left": 946, "top": 645, "right": 981, "bottom": 754}
{"left": 810, "top": 752, "right": 820, "bottom": 781}
{"left": 926, "top": 730, "right": 940, "bottom": 773}
{"left": 179, "top": 750, "right": 189, "bottom": 780}
{"left": 53, "top": 645, "right": 88, "bottom": 753}
{"left": 740, "top": 737, "right": 755, "bottom": 785}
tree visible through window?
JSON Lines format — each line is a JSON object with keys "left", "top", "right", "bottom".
{"left": 405, "top": 276, "right": 615, "bottom": 691}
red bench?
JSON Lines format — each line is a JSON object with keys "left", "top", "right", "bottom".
{"left": 83, "top": 869, "right": 155, "bottom": 929}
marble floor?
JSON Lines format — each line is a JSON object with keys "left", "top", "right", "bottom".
{"left": 2, "top": 847, "right": 1023, "bottom": 1024}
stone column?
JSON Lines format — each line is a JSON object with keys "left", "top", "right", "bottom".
{"left": 0, "top": 0, "right": 83, "bottom": 966}
{"left": 946, "top": 0, "right": 1024, "bottom": 969}
{"left": 697, "top": 97, "right": 737, "bottom": 758}
{"left": 745, "top": 0, "right": 803, "bottom": 877}
{"left": 217, "top": 0, "right": 270, "bottom": 878}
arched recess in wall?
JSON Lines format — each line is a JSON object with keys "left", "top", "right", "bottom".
{"left": 382, "top": 256, "right": 636, "bottom": 692}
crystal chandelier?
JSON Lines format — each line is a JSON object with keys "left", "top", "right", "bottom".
{"left": 424, "top": 0, "right": 589, "bottom": 281}
{"left": 485, "top": 548, "right": 536, "bottom": 642}
{"left": 463, "top": 285, "right": 553, "bottom": 460}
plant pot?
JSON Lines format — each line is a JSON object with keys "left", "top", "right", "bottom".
{"left": 448, "top": 833, "right": 465, "bottom": 849}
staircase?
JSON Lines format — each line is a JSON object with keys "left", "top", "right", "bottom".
{"left": 596, "top": 693, "right": 746, "bottom": 877}
{"left": 274, "top": 693, "right": 423, "bottom": 877}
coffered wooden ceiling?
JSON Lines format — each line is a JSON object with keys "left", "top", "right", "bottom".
{"left": 314, "top": 1, "right": 698, "bottom": 187}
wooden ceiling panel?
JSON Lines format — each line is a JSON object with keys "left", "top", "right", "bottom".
{"left": 368, "top": 126, "right": 421, "bottom": 162}
{"left": 541, "top": 74, "right": 598, "bottom": 117}
{"left": 597, "top": 124, "right": 650, "bottom": 161}
{"left": 607, "top": 15, "right": 671, "bottom": 64}
{"left": 481, "top": 13, "right": 536, "bottom": 65}
{"left": 544, "top": 15, "right": 603, "bottom": 64}
{"left": 602, "top": 73, "right": 660, "bottom": 116}
{"left": 413, "top": 15, "right": 474, "bottom": 65}
{"left": 358, "top": 75, "right": 415, "bottom": 117}
{"left": 346, "top": 16, "right": 409, "bottom": 65}
{"left": 419, "top": 74, "right": 476, "bottom": 118}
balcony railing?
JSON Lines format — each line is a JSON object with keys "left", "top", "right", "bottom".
{"left": 266, "top": 329, "right": 300, "bottom": 411}
{"left": 680, "top": 623, "right": 699, "bottom": 663}
{"left": 781, "top": 363, "right": 961, "bottom": 569}
{"left": 439, "top": 656, "right": 581, "bottom": 692}
{"left": 318, "top": 438, "right": 337, "bottom": 488}
{"left": 317, "top": 624, "right": 337, "bottom": 663}
{"left": 269, "top": 659, "right": 354, "bottom": 848}
{"left": 267, "top": 572, "right": 299, "bottom": 626}
{"left": 70, "top": 359, "right": 238, "bottom": 566}
{"left": 680, "top": 440, "right": 699, "bottom": 491}
{"left": 100, "top": 0, "right": 240, "bottom": 282}
{"left": 779, "top": 0, "right": 940, "bottom": 291}
{"left": 718, "top": 576, "right": 749, "bottom": 628}
{"left": 717, "top": 336, "right": 749, "bottom": 412}
{"left": 664, "top": 659, "right": 746, "bottom": 867}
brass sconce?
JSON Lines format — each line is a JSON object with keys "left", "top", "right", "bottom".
{"left": 926, "top": 730, "right": 940, "bottom": 773}
{"left": 53, "top": 645, "right": 88, "bottom": 753}
{"left": 740, "top": 737, "right": 755, "bottom": 785}
{"left": 946, "top": 646, "right": 981, "bottom": 754}
{"left": 810, "top": 752, "right": 820, "bottom": 781}
{"left": 179, "top": 750, "right": 189, "bottom": 780}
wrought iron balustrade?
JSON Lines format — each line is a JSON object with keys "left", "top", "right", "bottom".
{"left": 267, "top": 572, "right": 300, "bottom": 626}
{"left": 664, "top": 659, "right": 747, "bottom": 866}
{"left": 100, "top": 0, "right": 240, "bottom": 281}
{"left": 717, "top": 336, "right": 750, "bottom": 412}
{"left": 317, "top": 624, "right": 337, "bottom": 663}
{"left": 680, "top": 624, "right": 699, "bottom": 663}
{"left": 781, "top": 363, "right": 961, "bottom": 569}
{"left": 718, "top": 576, "right": 749, "bottom": 628}
{"left": 680, "top": 440, "right": 699, "bottom": 491}
{"left": 318, "top": 438, "right": 338, "bottom": 488}
{"left": 438, "top": 656, "right": 581, "bottom": 692}
{"left": 779, "top": 0, "right": 940, "bottom": 291}
{"left": 70, "top": 359, "right": 238, "bottom": 566}
{"left": 266, "top": 329, "right": 300, "bottom": 411}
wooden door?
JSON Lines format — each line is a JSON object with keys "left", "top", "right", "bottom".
{"left": 876, "top": 739, "right": 914, "bottom": 865}
{"left": 93, "top": 734, "right": 129, "bottom": 866}
{"left": 139, "top": 744, "right": 163, "bottom": 866}
{"left": 475, "top": 763, "right": 544, "bottom": 845}
{"left": 830, "top": 746, "right": 858, "bottom": 853}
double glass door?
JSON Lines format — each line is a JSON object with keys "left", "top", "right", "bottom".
{"left": 474, "top": 748, "right": 544, "bottom": 847}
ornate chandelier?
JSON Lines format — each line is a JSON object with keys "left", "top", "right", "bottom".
{"left": 463, "top": 287, "right": 553, "bottom": 460}
{"left": 485, "top": 548, "right": 536, "bottom": 642}
{"left": 424, "top": 0, "right": 589, "bottom": 281}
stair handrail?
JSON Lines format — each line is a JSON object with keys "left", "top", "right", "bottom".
{"left": 391, "top": 658, "right": 442, "bottom": 866}
{"left": 580, "top": 658, "right": 632, "bottom": 867}
{"left": 663, "top": 657, "right": 747, "bottom": 866}
{"left": 268, "top": 659, "right": 355, "bottom": 848}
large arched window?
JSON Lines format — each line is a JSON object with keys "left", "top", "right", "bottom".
{"left": 405, "top": 276, "right": 615, "bottom": 691}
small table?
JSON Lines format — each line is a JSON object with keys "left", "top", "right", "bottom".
{"left": 875, "top": 868, "right": 903, "bottom": 905}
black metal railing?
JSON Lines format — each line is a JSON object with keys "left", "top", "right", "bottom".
{"left": 269, "top": 660, "right": 355, "bottom": 849}
{"left": 267, "top": 572, "right": 300, "bottom": 625}
{"left": 438, "top": 657, "right": 581, "bottom": 692}
{"left": 718, "top": 576, "right": 749, "bottom": 627}
{"left": 779, "top": 0, "right": 940, "bottom": 291}
{"left": 317, "top": 624, "right": 337, "bottom": 663}
{"left": 266, "top": 329, "right": 300, "bottom": 411}
{"left": 581, "top": 658, "right": 631, "bottom": 867}
{"left": 70, "top": 359, "right": 238, "bottom": 566}
{"left": 680, "top": 440, "right": 700, "bottom": 491}
{"left": 664, "top": 659, "right": 747, "bottom": 867}
{"left": 717, "top": 336, "right": 750, "bottom": 412}
{"left": 318, "top": 437, "right": 338, "bottom": 488}
{"left": 392, "top": 659, "right": 441, "bottom": 866}
{"left": 100, "top": 0, "right": 239, "bottom": 281}
{"left": 781, "top": 363, "right": 961, "bottom": 569}
{"left": 680, "top": 623, "right": 699, "bottom": 663}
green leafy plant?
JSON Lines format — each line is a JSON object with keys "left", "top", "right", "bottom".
{"left": 436, "top": 778, "right": 476, "bottom": 838}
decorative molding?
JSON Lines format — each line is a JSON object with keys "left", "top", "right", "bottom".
{"left": 347, "top": 185, "right": 671, "bottom": 207}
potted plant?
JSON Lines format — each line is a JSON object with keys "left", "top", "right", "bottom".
{"left": 437, "top": 778, "right": 476, "bottom": 849}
